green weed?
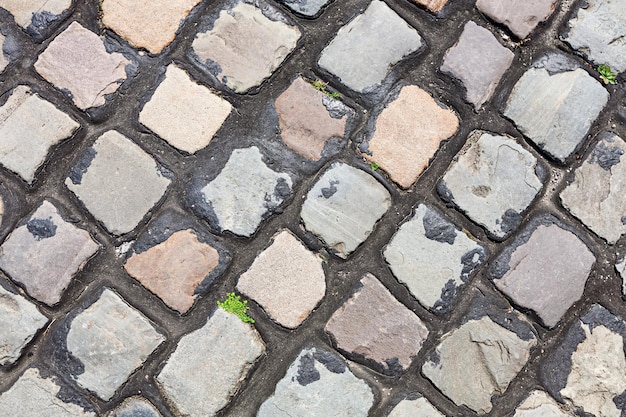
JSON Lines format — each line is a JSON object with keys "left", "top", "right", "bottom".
{"left": 598, "top": 65, "right": 617, "bottom": 85}
{"left": 217, "top": 293, "right": 255, "bottom": 323}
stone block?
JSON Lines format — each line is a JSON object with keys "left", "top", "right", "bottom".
{"left": 409, "top": 0, "right": 448, "bottom": 12}
{"left": 280, "top": 0, "right": 333, "bottom": 17}
{"left": 388, "top": 396, "right": 445, "bottom": 417}
{"left": 513, "top": 391, "right": 574, "bottom": 417}
{"left": 1, "top": 0, "right": 72, "bottom": 35}
{"left": 476, "top": 0, "right": 557, "bottom": 39}
{"left": 106, "top": 397, "right": 161, "bottom": 417}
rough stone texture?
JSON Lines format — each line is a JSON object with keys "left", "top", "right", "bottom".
{"left": 318, "top": 0, "right": 422, "bottom": 93}
{"left": 300, "top": 162, "right": 391, "bottom": 258}
{"left": 618, "top": 257, "right": 626, "bottom": 296}
{"left": 564, "top": 0, "right": 626, "bottom": 73}
{"left": 384, "top": 204, "right": 486, "bottom": 313}
{"left": 257, "top": 347, "right": 374, "bottom": 417}
{"left": 139, "top": 65, "right": 232, "bottom": 154}
{"left": 388, "top": 397, "right": 445, "bottom": 417}
{"left": 66, "top": 289, "right": 165, "bottom": 400}
{"left": 157, "top": 308, "right": 264, "bottom": 417}
{"left": 281, "top": 0, "right": 332, "bottom": 16}
{"left": 0, "top": 33, "right": 8, "bottom": 73}
{"left": 125, "top": 229, "right": 220, "bottom": 313}
{"left": 0, "top": 368, "right": 95, "bottom": 416}
{"left": 274, "top": 77, "right": 349, "bottom": 160}
{"left": 362, "top": 85, "right": 458, "bottom": 188}
{"left": 475, "top": 0, "right": 557, "bottom": 39}
{"left": 0, "top": 0, "right": 71, "bottom": 29}
{"left": 107, "top": 397, "right": 161, "bottom": 417}
{"left": 34, "top": 22, "right": 130, "bottom": 110}
{"left": 504, "top": 67, "right": 608, "bottom": 162}
{"left": 409, "top": 0, "right": 448, "bottom": 12}
{"left": 491, "top": 220, "right": 595, "bottom": 328}
{"left": 0, "top": 200, "right": 99, "bottom": 306}
{"left": 65, "top": 130, "right": 171, "bottom": 235}
{"left": 237, "top": 230, "right": 325, "bottom": 329}
{"left": 422, "top": 316, "right": 536, "bottom": 413}
{"left": 102, "top": 0, "right": 201, "bottom": 54}
{"left": 439, "top": 131, "right": 543, "bottom": 239}
{"left": 513, "top": 391, "right": 574, "bottom": 417}
{"left": 192, "top": 2, "right": 300, "bottom": 93}
{"left": 325, "top": 273, "right": 429, "bottom": 374}
{"left": 560, "top": 133, "right": 626, "bottom": 244}
{"left": 199, "top": 147, "right": 292, "bottom": 237}
{"left": 0, "top": 85, "right": 79, "bottom": 183}
{"left": 0, "top": 285, "right": 48, "bottom": 366}
{"left": 441, "top": 21, "right": 514, "bottom": 110}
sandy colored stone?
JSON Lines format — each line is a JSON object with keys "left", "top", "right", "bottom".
{"left": 476, "top": 0, "right": 557, "bottom": 38}
{"left": 388, "top": 397, "right": 445, "bottom": 417}
{"left": 1, "top": 0, "right": 71, "bottom": 28}
{"left": 410, "top": 0, "right": 448, "bottom": 12}
{"left": 513, "top": 391, "right": 573, "bottom": 417}
{"left": 35, "top": 22, "right": 130, "bottom": 109}
{"left": 237, "top": 230, "right": 325, "bottom": 328}
{"left": 139, "top": 65, "right": 232, "bottom": 154}
{"left": 364, "top": 85, "right": 458, "bottom": 188}
{"left": 0, "top": 33, "right": 8, "bottom": 72}
{"left": 125, "top": 229, "right": 220, "bottom": 313}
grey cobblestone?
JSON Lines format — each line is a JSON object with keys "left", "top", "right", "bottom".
{"left": 475, "top": 0, "right": 557, "bottom": 39}
{"left": 387, "top": 396, "right": 445, "bottom": 417}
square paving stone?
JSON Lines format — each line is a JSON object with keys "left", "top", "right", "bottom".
{"left": 560, "top": 133, "right": 626, "bottom": 244}
{"left": 257, "top": 346, "right": 375, "bottom": 417}
{"left": 191, "top": 1, "right": 301, "bottom": 93}
{"left": 66, "top": 289, "right": 165, "bottom": 400}
{"left": 0, "top": 85, "right": 79, "bottom": 183}
{"left": 157, "top": 308, "right": 264, "bottom": 417}
{"left": 139, "top": 64, "right": 232, "bottom": 154}
{"left": 101, "top": 0, "right": 201, "bottom": 54}
{"left": 541, "top": 305, "right": 626, "bottom": 417}
{"left": 280, "top": 0, "right": 333, "bottom": 17}
{"left": 65, "top": 130, "right": 171, "bottom": 235}
{"left": 237, "top": 230, "right": 325, "bottom": 329}
{"left": 318, "top": 0, "right": 422, "bottom": 93}
{"left": 504, "top": 66, "right": 609, "bottom": 162}
{"left": 513, "top": 391, "right": 574, "bottom": 417}
{"left": 325, "top": 273, "right": 429, "bottom": 375}
{"left": 300, "top": 162, "right": 391, "bottom": 258}
{"left": 0, "top": 200, "right": 99, "bottom": 306}
{"left": 361, "top": 84, "right": 459, "bottom": 188}
{"left": 1, "top": 0, "right": 72, "bottom": 35}
{"left": 476, "top": 0, "right": 557, "bottom": 39}
{"left": 438, "top": 130, "right": 544, "bottom": 239}
{"left": 106, "top": 397, "right": 161, "bottom": 417}
{"left": 564, "top": 0, "right": 626, "bottom": 73}
{"left": 34, "top": 21, "right": 131, "bottom": 110}
{"left": 441, "top": 21, "right": 514, "bottom": 110}
{"left": 384, "top": 204, "right": 486, "bottom": 314}
{"left": 388, "top": 396, "right": 445, "bottom": 417}
{"left": 409, "top": 0, "right": 448, "bottom": 12}
{"left": 489, "top": 215, "right": 595, "bottom": 328}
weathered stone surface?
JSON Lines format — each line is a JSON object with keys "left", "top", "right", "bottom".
{"left": 325, "top": 273, "right": 429, "bottom": 374}
{"left": 476, "top": 0, "right": 557, "bottom": 38}
{"left": 139, "top": 65, "right": 232, "bottom": 154}
{"left": 301, "top": 162, "right": 390, "bottom": 258}
{"left": 107, "top": 397, "right": 161, "bottom": 417}
{"left": 274, "top": 77, "right": 349, "bottom": 160}
{"left": 618, "top": 257, "right": 626, "bottom": 296}
{"left": 35, "top": 22, "right": 130, "bottom": 109}
{"left": 0, "top": 0, "right": 71, "bottom": 30}
{"left": 0, "top": 284, "right": 48, "bottom": 366}
{"left": 237, "top": 230, "right": 325, "bottom": 329}
{"left": 66, "top": 289, "right": 165, "bottom": 400}
{"left": 192, "top": 2, "right": 300, "bottom": 93}
{"left": 441, "top": 21, "right": 514, "bottom": 109}
{"left": 0, "top": 200, "right": 99, "bottom": 305}
{"left": 0, "top": 85, "right": 79, "bottom": 183}
{"left": 564, "top": 0, "right": 626, "bottom": 73}
{"left": 0, "top": 33, "right": 8, "bottom": 72}
{"left": 513, "top": 391, "right": 574, "bottom": 417}
{"left": 65, "top": 130, "right": 171, "bottom": 235}
{"left": 384, "top": 204, "right": 486, "bottom": 313}
{"left": 422, "top": 316, "right": 536, "bottom": 413}
{"left": 318, "top": 0, "right": 422, "bottom": 93}
{"left": 409, "top": 0, "right": 448, "bottom": 12}
{"left": 439, "top": 131, "right": 543, "bottom": 239}
{"left": 561, "top": 133, "right": 626, "bottom": 244}
{"left": 199, "top": 147, "right": 292, "bottom": 237}
{"left": 281, "top": 0, "right": 332, "bottom": 16}
{"left": 388, "top": 396, "right": 445, "bottom": 417}
{"left": 157, "top": 308, "right": 264, "bottom": 417}
{"left": 504, "top": 67, "right": 608, "bottom": 162}
{"left": 102, "top": 0, "right": 201, "bottom": 54}
{"left": 362, "top": 85, "right": 459, "bottom": 188}
{"left": 257, "top": 347, "right": 374, "bottom": 417}
{"left": 0, "top": 368, "right": 95, "bottom": 416}
{"left": 491, "top": 217, "right": 595, "bottom": 328}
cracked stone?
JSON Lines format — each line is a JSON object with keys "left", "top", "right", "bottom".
{"left": 439, "top": 131, "right": 543, "bottom": 239}
{"left": 106, "top": 397, "right": 161, "bottom": 417}
{"left": 318, "top": 0, "right": 422, "bottom": 93}
{"left": 280, "top": 0, "right": 333, "bottom": 16}
{"left": 301, "top": 162, "right": 391, "bottom": 258}
{"left": 237, "top": 230, "right": 325, "bottom": 329}
{"left": 476, "top": 0, "right": 557, "bottom": 39}
{"left": 362, "top": 85, "right": 459, "bottom": 188}
{"left": 0, "top": 200, "right": 99, "bottom": 306}
{"left": 388, "top": 396, "right": 445, "bottom": 417}
{"left": 0, "top": 85, "right": 79, "bottom": 183}
{"left": 513, "top": 391, "right": 574, "bottom": 417}
{"left": 34, "top": 22, "right": 130, "bottom": 110}
{"left": 192, "top": 1, "right": 300, "bottom": 93}
{"left": 257, "top": 347, "right": 375, "bottom": 417}
{"left": 384, "top": 204, "right": 486, "bottom": 313}
{"left": 0, "top": 33, "right": 8, "bottom": 72}
{"left": 409, "top": 0, "right": 448, "bottom": 12}
{"left": 157, "top": 308, "right": 264, "bottom": 417}
{"left": 504, "top": 67, "right": 608, "bottom": 162}
{"left": 0, "top": 0, "right": 71, "bottom": 32}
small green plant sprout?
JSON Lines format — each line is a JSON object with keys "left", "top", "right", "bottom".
{"left": 312, "top": 79, "right": 341, "bottom": 99}
{"left": 370, "top": 162, "right": 380, "bottom": 171}
{"left": 598, "top": 65, "right": 617, "bottom": 85}
{"left": 217, "top": 293, "right": 255, "bottom": 323}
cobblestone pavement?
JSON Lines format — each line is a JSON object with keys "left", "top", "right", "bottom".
{"left": 0, "top": 0, "right": 625, "bottom": 416}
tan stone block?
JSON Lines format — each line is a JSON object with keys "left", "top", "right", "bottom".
{"left": 410, "top": 0, "right": 448, "bottom": 12}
